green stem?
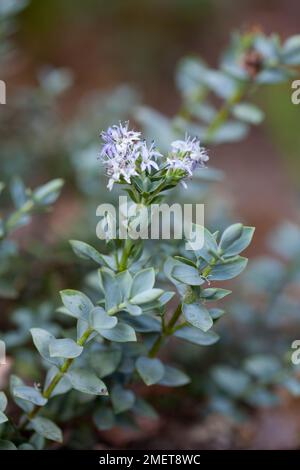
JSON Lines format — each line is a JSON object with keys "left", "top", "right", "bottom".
{"left": 22, "top": 328, "right": 93, "bottom": 425}
{"left": 148, "top": 303, "right": 182, "bottom": 358}
{"left": 119, "top": 239, "right": 133, "bottom": 272}
{"left": 204, "top": 85, "right": 245, "bottom": 145}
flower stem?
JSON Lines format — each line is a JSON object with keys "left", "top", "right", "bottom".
{"left": 119, "top": 239, "right": 133, "bottom": 271}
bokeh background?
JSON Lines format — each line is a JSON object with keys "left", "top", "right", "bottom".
{"left": 1, "top": 0, "right": 300, "bottom": 449}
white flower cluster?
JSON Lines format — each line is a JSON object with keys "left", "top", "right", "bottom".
{"left": 167, "top": 136, "right": 209, "bottom": 177}
{"left": 99, "top": 122, "right": 161, "bottom": 190}
{"left": 99, "top": 122, "right": 208, "bottom": 190}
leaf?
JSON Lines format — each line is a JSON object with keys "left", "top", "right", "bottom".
{"left": 30, "top": 328, "right": 61, "bottom": 366}
{"left": 0, "top": 391, "right": 7, "bottom": 412}
{"left": 13, "top": 386, "right": 48, "bottom": 406}
{"left": 201, "top": 288, "right": 231, "bottom": 301}
{"left": 44, "top": 367, "right": 72, "bottom": 397}
{"left": 99, "top": 269, "right": 121, "bottom": 310}
{"left": 69, "top": 240, "right": 110, "bottom": 267}
{"left": 182, "top": 303, "right": 213, "bottom": 332}
{"left": 172, "top": 264, "right": 204, "bottom": 286}
{"left": 67, "top": 368, "right": 108, "bottom": 396}
{"left": 130, "top": 288, "right": 163, "bottom": 305}
{"left": 125, "top": 303, "right": 142, "bottom": 316}
{"left": 99, "top": 322, "right": 137, "bottom": 343}
{"left": 219, "top": 223, "right": 243, "bottom": 251}
{"left": 244, "top": 355, "right": 281, "bottom": 381}
{"left": 90, "top": 347, "right": 122, "bottom": 378}
{"left": 89, "top": 306, "right": 118, "bottom": 331}
{"left": 10, "top": 375, "right": 33, "bottom": 413}
{"left": 223, "top": 226, "right": 255, "bottom": 257}
{"left": 212, "top": 366, "right": 250, "bottom": 397}
{"left": 136, "top": 356, "right": 165, "bottom": 386}
{"left": 209, "top": 256, "right": 248, "bottom": 281}
{"left": 159, "top": 365, "right": 190, "bottom": 387}
{"left": 232, "top": 103, "right": 264, "bottom": 124}
{"left": 116, "top": 270, "right": 133, "bottom": 300}
{"left": 209, "top": 308, "right": 225, "bottom": 320}
{"left": 111, "top": 385, "right": 135, "bottom": 414}
{"left": 130, "top": 268, "right": 155, "bottom": 297}
{"left": 33, "top": 179, "right": 64, "bottom": 206}
{"left": 60, "top": 290, "right": 94, "bottom": 320}
{"left": 0, "top": 440, "right": 17, "bottom": 450}
{"left": 174, "top": 325, "right": 219, "bottom": 346}
{"left": 93, "top": 407, "right": 115, "bottom": 430}
{"left": 29, "top": 417, "right": 63, "bottom": 443}
{"left": 0, "top": 411, "right": 8, "bottom": 424}
{"left": 282, "top": 35, "right": 300, "bottom": 64}
{"left": 121, "top": 313, "right": 161, "bottom": 333}
{"left": 49, "top": 338, "right": 83, "bottom": 359}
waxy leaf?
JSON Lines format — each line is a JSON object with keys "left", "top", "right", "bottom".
{"left": 136, "top": 356, "right": 165, "bottom": 386}
{"left": 29, "top": 417, "right": 63, "bottom": 443}
{"left": 49, "top": 338, "right": 83, "bottom": 359}
{"left": 60, "top": 290, "right": 93, "bottom": 320}
{"left": 111, "top": 385, "right": 135, "bottom": 414}
{"left": 182, "top": 303, "right": 213, "bottom": 332}
{"left": 99, "top": 322, "right": 137, "bottom": 343}
{"left": 13, "top": 386, "right": 48, "bottom": 407}
{"left": 89, "top": 306, "right": 118, "bottom": 331}
{"left": 67, "top": 368, "right": 108, "bottom": 396}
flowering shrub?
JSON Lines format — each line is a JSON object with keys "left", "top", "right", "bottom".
{"left": 0, "top": 123, "right": 254, "bottom": 449}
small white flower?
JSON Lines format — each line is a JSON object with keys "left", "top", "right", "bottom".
{"left": 167, "top": 135, "right": 209, "bottom": 182}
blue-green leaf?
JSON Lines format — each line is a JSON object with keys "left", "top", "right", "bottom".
{"left": 111, "top": 385, "right": 135, "bottom": 414}
{"left": 60, "top": 290, "right": 93, "bottom": 320}
{"left": 13, "top": 386, "right": 48, "bottom": 406}
{"left": 182, "top": 303, "right": 213, "bottom": 332}
{"left": 136, "top": 356, "right": 165, "bottom": 386}
{"left": 174, "top": 325, "right": 219, "bottom": 346}
{"left": 29, "top": 417, "right": 63, "bottom": 443}
{"left": 49, "top": 338, "right": 83, "bottom": 359}
{"left": 99, "top": 322, "right": 136, "bottom": 343}
{"left": 67, "top": 368, "right": 108, "bottom": 396}
{"left": 89, "top": 306, "right": 118, "bottom": 331}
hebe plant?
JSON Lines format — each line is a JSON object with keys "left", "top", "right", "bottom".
{"left": 0, "top": 123, "right": 254, "bottom": 449}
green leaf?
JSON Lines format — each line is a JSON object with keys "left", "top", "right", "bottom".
{"left": 159, "top": 365, "right": 190, "bottom": 387}
{"left": 172, "top": 264, "right": 204, "bottom": 286}
{"left": 209, "top": 308, "right": 225, "bottom": 320}
{"left": 33, "top": 179, "right": 64, "bottom": 206}
{"left": 219, "top": 223, "right": 243, "bottom": 251}
{"left": 182, "top": 303, "right": 213, "bottom": 332}
{"left": 223, "top": 226, "right": 255, "bottom": 257}
{"left": 29, "top": 417, "right": 63, "bottom": 443}
{"left": 13, "top": 386, "right": 48, "bottom": 406}
{"left": 212, "top": 366, "right": 250, "bottom": 397}
{"left": 67, "top": 368, "right": 108, "bottom": 396}
{"left": 89, "top": 306, "right": 118, "bottom": 332}
{"left": 0, "top": 440, "right": 17, "bottom": 450}
{"left": 0, "top": 391, "right": 7, "bottom": 412}
{"left": 44, "top": 367, "right": 72, "bottom": 397}
{"left": 30, "top": 328, "right": 61, "bottom": 366}
{"left": 111, "top": 385, "right": 135, "bottom": 414}
{"left": 121, "top": 313, "right": 161, "bottom": 333}
{"left": 209, "top": 256, "right": 248, "bottom": 281}
{"left": 130, "top": 268, "right": 155, "bottom": 297}
{"left": 125, "top": 302, "right": 142, "bottom": 316}
{"left": 201, "top": 288, "right": 231, "bottom": 301}
{"left": 93, "top": 407, "right": 115, "bottom": 430}
{"left": 90, "top": 347, "right": 122, "bottom": 378}
{"left": 69, "top": 240, "right": 111, "bottom": 267}
{"left": 130, "top": 288, "right": 163, "bottom": 305}
{"left": 174, "top": 325, "right": 219, "bottom": 346}
{"left": 232, "top": 103, "right": 264, "bottom": 124}
{"left": 116, "top": 270, "right": 133, "bottom": 300}
{"left": 244, "top": 355, "right": 281, "bottom": 381}
{"left": 99, "top": 268, "right": 121, "bottom": 310}
{"left": 136, "top": 356, "right": 165, "bottom": 386}
{"left": 10, "top": 375, "right": 33, "bottom": 413}
{"left": 49, "top": 338, "right": 83, "bottom": 359}
{"left": 99, "top": 322, "right": 137, "bottom": 342}
{"left": 0, "top": 411, "right": 8, "bottom": 424}
{"left": 60, "top": 290, "right": 93, "bottom": 320}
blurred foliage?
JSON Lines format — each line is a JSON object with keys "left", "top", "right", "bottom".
{"left": 1, "top": 0, "right": 300, "bottom": 450}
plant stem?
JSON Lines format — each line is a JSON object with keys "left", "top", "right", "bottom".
{"left": 21, "top": 328, "right": 93, "bottom": 426}
{"left": 119, "top": 239, "right": 133, "bottom": 272}
{"left": 148, "top": 303, "right": 182, "bottom": 358}
{"left": 204, "top": 85, "right": 245, "bottom": 145}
